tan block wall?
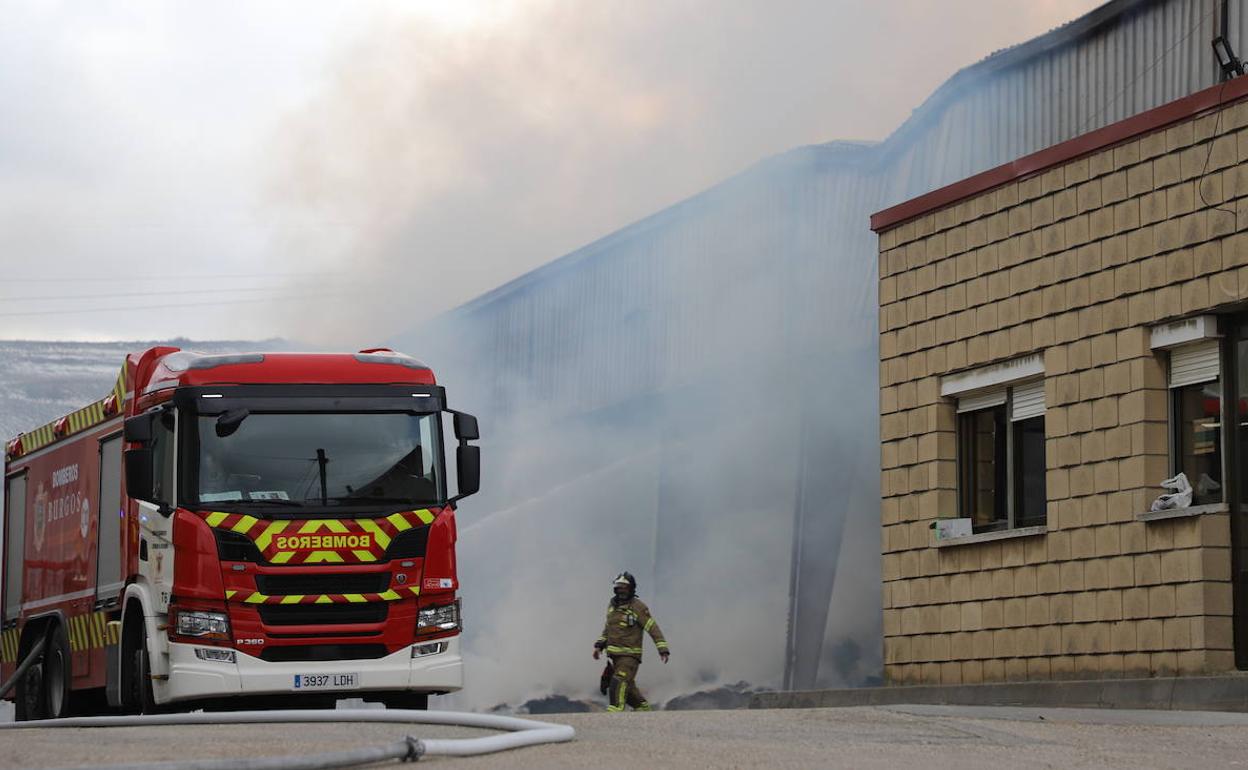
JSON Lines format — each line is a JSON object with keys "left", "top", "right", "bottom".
{"left": 877, "top": 100, "right": 1248, "bottom": 684}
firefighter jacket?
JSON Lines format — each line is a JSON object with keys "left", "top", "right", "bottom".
{"left": 597, "top": 597, "right": 668, "bottom": 660}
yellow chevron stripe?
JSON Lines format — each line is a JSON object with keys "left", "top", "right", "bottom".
{"left": 352, "top": 550, "right": 373, "bottom": 561}
{"left": 254, "top": 520, "right": 289, "bottom": 550}
{"left": 357, "top": 520, "right": 392, "bottom": 549}
{"left": 106, "top": 621, "right": 120, "bottom": 646}
{"left": 271, "top": 551, "right": 294, "bottom": 564}
{"left": 225, "top": 590, "right": 412, "bottom": 605}
{"left": 304, "top": 551, "right": 345, "bottom": 563}
{"left": 232, "top": 515, "right": 259, "bottom": 534}
{"left": 414, "top": 509, "right": 435, "bottom": 525}
{"left": 387, "top": 512, "right": 413, "bottom": 532}
{"left": 324, "top": 519, "right": 349, "bottom": 534}
{"left": 298, "top": 520, "right": 326, "bottom": 534}
{"left": 225, "top": 590, "right": 237, "bottom": 599}
{"left": 3, "top": 629, "right": 17, "bottom": 662}
{"left": 206, "top": 512, "right": 229, "bottom": 527}
{"left": 71, "top": 617, "right": 84, "bottom": 651}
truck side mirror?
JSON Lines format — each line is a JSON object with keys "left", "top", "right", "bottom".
{"left": 124, "top": 448, "right": 155, "bottom": 503}
{"left": 453, "top": 412, "right": 479, "bottom": 442}
{"left": 124, "top": 413, "right": 156, "bottom": 443}
{"left": 456, "top": 445, "right": 480, "bottom": 498}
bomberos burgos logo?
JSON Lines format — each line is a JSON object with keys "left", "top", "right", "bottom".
{"left": 38, "top": 463, "right": 87, "bottom": 543}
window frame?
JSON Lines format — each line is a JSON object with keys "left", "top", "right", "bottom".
{"left": 1165, "top": 339, "right": 1225, "bottom": 506}
{"left": 955, "top": 380, "right": 1047, "bottom": 533}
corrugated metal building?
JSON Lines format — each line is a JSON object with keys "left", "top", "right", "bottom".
{"left": 393, "top": 0, "right": 1245, "bottom": 702}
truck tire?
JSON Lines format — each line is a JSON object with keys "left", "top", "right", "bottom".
{"left": 42, "top": 624, "right": 72, "bottom": 720}
{"left": 124, "top": 626, "right": 156, "bottom": 714}
{"left": 14, "top": 660, "right": 47, "bottom": 721}
{"left": 14, "top": 624, "right": 70, "bottom": 721}
{"left": 380, "top": 692, "right": 428, "bottom": 711}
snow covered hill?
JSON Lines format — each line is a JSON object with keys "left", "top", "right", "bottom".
{"left": 0, "top": 339, "right": 288, "bottom": 440}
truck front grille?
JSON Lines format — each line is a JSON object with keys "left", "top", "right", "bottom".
{"left": 260, "top": 644, "right": 389, "bottom": 662}
{"left": 255, "top": 573, "right": 390, "bottom": 595}
{"left": 257, "top": 603, "right": 388, "bottom": 626}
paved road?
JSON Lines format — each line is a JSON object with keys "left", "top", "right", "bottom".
{"left": 6, "top": 705, "right": 1248, "bottom": 768}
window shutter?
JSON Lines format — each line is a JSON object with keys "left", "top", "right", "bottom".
{"left": 1011, "top": 380, "right": 1046, "bottom": 421}
{"left": 957, "top": 390, "right": 1006, "bottom": 413}
{"left": 1169, "top": 340, "right": 1220, "bottom": 388}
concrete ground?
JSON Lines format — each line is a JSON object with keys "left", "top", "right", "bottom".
{"left": 6, "top": 705, "right": 1248, "bottom": 769}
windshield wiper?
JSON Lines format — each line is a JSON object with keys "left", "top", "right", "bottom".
{"left": 236, "top": 498, "right": 304, "bottom": 507}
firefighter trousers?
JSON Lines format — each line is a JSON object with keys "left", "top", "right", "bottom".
{"left": 607, "top": 655, "right": 650, "bottom": 712}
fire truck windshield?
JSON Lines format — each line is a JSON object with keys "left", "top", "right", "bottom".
{"left": 187, "top": 412, "right": 443, "bottom": 510}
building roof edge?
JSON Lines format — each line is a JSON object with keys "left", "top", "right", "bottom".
{"left": 870, "top": 74, "right": 1248, "bottom": 234}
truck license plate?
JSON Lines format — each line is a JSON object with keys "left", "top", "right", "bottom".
{"left": 292, "top": 672, "right": 360, "bottom": 691}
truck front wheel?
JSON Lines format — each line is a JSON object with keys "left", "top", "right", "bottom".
{"left": 123, "top": 623, "right": 155, "bottom": 714}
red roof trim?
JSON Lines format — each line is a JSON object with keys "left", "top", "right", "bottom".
{"left": 870, "top": 75, "right": 1248, "bottom": 234}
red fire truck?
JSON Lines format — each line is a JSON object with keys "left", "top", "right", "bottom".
{"left": 1, "top": 346, "right": 479, "bottom": 720}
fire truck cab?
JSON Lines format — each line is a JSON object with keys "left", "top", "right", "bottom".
{"left": 1, "top": 347, "right": 479, "bottom": 719}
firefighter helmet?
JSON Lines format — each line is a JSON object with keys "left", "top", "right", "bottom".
{"left": 613, "top": 572, "right": 637, "bottom": 600}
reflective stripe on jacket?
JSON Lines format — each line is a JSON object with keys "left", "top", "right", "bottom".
{"left": 596, "top": 598, "right": 668, "bottom": 660}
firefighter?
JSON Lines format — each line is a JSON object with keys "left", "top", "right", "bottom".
{"left": 592, "top": 571, "right": 669, "bottom": 712}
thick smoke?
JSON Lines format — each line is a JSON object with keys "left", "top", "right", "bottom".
{"left": 263, "top": 0, "right": 1101, "bottom": 345}
{"left": 396, "top": 149, "right": 885, "bottom": 710}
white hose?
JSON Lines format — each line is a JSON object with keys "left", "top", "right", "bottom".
{"left": 0, "top": 708, "right": 576, "bottom": 769}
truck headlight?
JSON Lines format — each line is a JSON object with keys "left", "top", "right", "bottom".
{"left": 417, "top": 601, "right": 460, "bottom": 634}
{"left": 175, "top": 609, "right": 231, "bottom": 640}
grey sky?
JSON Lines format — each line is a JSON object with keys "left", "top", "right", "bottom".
{"left": 0, "top": 0, "right": 1101, "bottom": 345}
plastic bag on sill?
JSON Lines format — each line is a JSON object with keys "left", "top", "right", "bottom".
{"left": 1149, "top": 472, "right": 1192, "bottom": 512}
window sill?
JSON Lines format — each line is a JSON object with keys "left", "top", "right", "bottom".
{"left": 1134, "top": 502, "right": 1228, "bottom": 523}
{"left": 932, "top": 525, "right": 1047, "bottom": 548}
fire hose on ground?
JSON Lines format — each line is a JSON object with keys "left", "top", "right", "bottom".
{"left": 0, "top": 642, "right": 576, "bottom": 769}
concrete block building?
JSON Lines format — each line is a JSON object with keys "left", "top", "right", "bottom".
{"left": 873, "top": 76, "right": 1248, "bottom": 685}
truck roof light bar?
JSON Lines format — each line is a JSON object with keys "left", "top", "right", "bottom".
{"left": 188, "top": 354, "right": 265, "bottom": 370}
{"left": 160, "top": 352, "right": 265, "bottom": 372}
{"left": 354, "top": 351, "right": 429, "bottom": 370}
